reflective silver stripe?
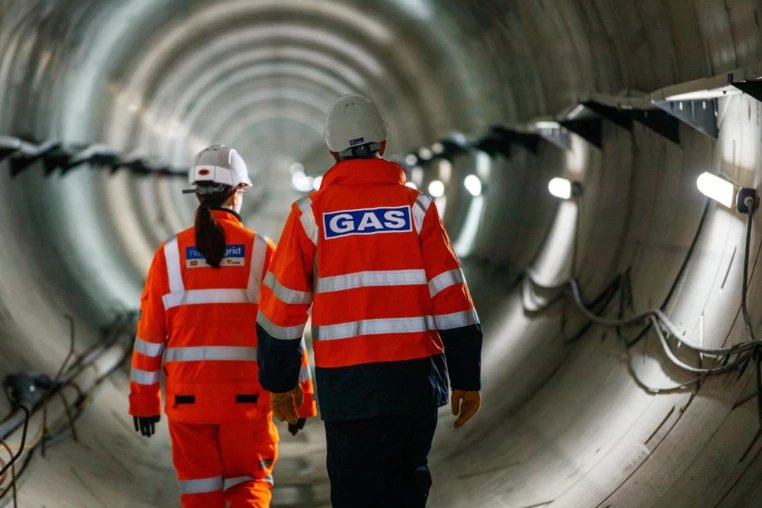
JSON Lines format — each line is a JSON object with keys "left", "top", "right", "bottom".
{"left": 248, "top": 234, "right": 269, "bottom": 302}
{"left": 413, "top": 194, "right": 432, "bottom": 235}
{"left": 164, "top": 236, "right": 184, "bottom": 292}
{"left": 163, "top": 289, "right": 254, "bottom": 309}
{"left": 313, "top": 316, "right": 436, "bottom": 341}
{"left": 165, "top": 346, "right": 257, "bottom": 362}
{"left": 299, "top": 365, "right": 312, "bottom": 382}
{"left": 257, "top": 312, "right": 305, "bottom": 341}
{"left": 434, "top": 309, "right": 480, "bottom": 330}
{"left": 180, "top": 476, "right": 223, "bottom": 494}
{"left": 264, "top": 271, "right": 313, "bottom": 304}
{"left": 133, "top": 337, "right": 164, "bottom": 357}
{"left": 297, "top": 197, "right": 319, "bottom": 245}
{"left": 224, "top": 476, "right": 255, "bottom": 491}
{"left": 130, "top": 368, "right": 159, "bottom": 385}
{"left": 315, "top": 269, "right": 427, "bottom": 294}
{"left": 428, "top": 269, "right": 466, "bottom": 298}
{"left": 223, "top": 475, "right": 273, "bottom": 490}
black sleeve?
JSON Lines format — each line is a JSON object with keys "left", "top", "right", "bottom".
{"left": 440, "top": 323, "right": 483, "bottom": 391}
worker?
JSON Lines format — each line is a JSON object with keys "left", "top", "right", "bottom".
{"left": 128, "top": 145, "right": 317, "bottom": 508}
{"left": 256, "top": 95, "right": 482, "bottom": 508}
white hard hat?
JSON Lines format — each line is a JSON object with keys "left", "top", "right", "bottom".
{"left": 324, "top": 94, "right": 388, "bottom": 153}
{"left": 184, "top": 145, "right": 252, "bottom": 193}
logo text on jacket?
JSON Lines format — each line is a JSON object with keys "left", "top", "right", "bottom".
{"left": 186, "top": 244, "right": 246, "bottom": 267}
{"left": 323, "top": 206, "right": 412, "bottom": 239}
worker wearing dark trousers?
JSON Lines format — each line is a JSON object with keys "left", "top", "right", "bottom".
{"left": 257, "top": 94, "right": 483, "bottom": 507}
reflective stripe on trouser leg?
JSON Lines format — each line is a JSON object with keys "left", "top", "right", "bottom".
{"left": 179, "top": 476, "right": 223, "bottom": 494}
{"left": 224, "top": 475, "right": 274, "bottom": 490}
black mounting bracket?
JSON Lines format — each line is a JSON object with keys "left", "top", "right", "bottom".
{"left": 582, "top": 100, "right": 681, "bottom": 144}
{"left": 560, "top": 117, "right": 603, "bottom": 148}
{"left": 10, "top": 143, "right": 61, "bottom": 177}
{"left": 732, "top": 80, "right": 762, "bottom": 103}
{"left": 536, "top": 125, "right": 571, "bottom": 151}
{"left": 652, "top": 98, "right": 718, "bottom": 139}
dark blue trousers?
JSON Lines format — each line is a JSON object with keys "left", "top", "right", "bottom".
{"left": 325, "top": 411, "right": 438, "bottom": 508}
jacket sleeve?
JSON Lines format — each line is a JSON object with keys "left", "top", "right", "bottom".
{"left": 257, "top": 201, "right": 317, "bottom": 395}
{"left": 297, "top": 338, "right": 318, "bottom": 418}
{"left": 419, "top": 196, "right": 483, "bottom": 391}
{"left": 128, "top": 247, "right": 168, "bottom": 417}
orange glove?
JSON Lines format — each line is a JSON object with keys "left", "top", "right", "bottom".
{"left": 270, "top": 385, "right": 303, "bottom": 425}
{"left": 451, "top": 390, "right": 480, "bottom": 429}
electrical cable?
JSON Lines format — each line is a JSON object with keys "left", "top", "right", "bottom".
{"left": 0, "top": 440, "right": 17, "bottom": 508}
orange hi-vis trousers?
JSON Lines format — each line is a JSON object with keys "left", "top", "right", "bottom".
{"left": 169, "top": 418, "right": 278, "bottom": 508}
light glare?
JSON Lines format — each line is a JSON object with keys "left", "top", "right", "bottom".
{"left": 464, "top": 175, "right": 482, "bottom": 196}
{"left": 548, "top": 177, "right": 572, "bottom": 200}
{"left": 697, "top": 172, "right": 735, "bottom": 208}
{"left": 428, "top": 180, "right": 445, "bottom": 198}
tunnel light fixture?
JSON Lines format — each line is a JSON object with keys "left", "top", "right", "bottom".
{"left": 535, "top": 120, "right": 561, "bottom": 130}
{"left": 432, "top": 142, "right": 444, "bottom": 155}
{"left": 290, "top": 162, "right": 305, "bottom": 174}
{"left": 696, "top": 172, "right": 758, "bottom": 214}
{"left": 405, "top": 154, "right": 418, "bottom": 166}
{"left": 418, "top": 147, "right": 433, "bottom": 161}
{"left": 313, "top": 176, "right": 323, "bottom": 191}
{"left": 548, "top": 177, "right": 582, "bottom": 200}
{"left": 464, "top": 174, "right": 482, "bottom": 197}
{"left": 405, "top": 181, "right": 418, "bottom": 189}
{"left": 428, "top": 180, "right": 445, "bottom": 198}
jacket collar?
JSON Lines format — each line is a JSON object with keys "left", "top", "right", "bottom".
{"left": 210, "top": 208, "right": 242, "bottom": 224}
{"left": 320, "top": 158, "right": 407, "bottom": 188}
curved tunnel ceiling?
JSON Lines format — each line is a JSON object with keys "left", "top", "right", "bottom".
{"left": 2, "top": 1, "right": 762, "bottom": 507}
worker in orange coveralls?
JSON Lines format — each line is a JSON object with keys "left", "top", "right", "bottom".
{"left": 128, "top": 145, "right": 317, "bottom": 507}
{"left": 257, "top": 95, "right": 482, "bottom": 508}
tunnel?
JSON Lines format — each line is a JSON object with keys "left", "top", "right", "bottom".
{"left": 2, "top": 1, "right": 762, "bottom": 507}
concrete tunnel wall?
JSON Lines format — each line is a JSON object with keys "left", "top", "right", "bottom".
{"left": 1, "top": 1, "right": 762, "bottom": 507}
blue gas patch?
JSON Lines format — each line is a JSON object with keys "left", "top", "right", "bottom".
{"left": 323, "top": 206, "right": 412, "bottom": 240}
{"left": 186, "top": 244, "right": 246, "bottom": 267}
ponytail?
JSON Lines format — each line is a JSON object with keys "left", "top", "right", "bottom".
{"left": 194, "top": 186, "right": 233, "bottom": 268}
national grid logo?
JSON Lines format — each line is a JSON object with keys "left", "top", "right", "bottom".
{"left": 323, "top": 206, "right": 412, "bottom": 240}
{"left": 186, "top": 244, "right": 246, "bottom": 267}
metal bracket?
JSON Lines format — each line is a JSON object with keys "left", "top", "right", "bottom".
{"left": 560, "top": 117, "right": 602, "bottom": 148}
{"left": 536, "top": 125, "right": 571, "bottom": 151}
{"left": 732, "top": 80, "right": 762, "bottom": 103}
{"left": 10, "top": 142, "right": 61, "bottom": 177}
{"left": 582, "top": 99, "right": 681, "bottom": 144}
{"left": 652, "top": 98, "right": 718, "bottom": 139}
{"left": 491, "top": 127, "right": 541, "bottom": 154}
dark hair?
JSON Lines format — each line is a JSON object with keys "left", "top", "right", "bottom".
{"left": 194, "top": 183, "right": 234, "bottom": 268}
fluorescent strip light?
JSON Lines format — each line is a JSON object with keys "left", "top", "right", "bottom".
{"left": 548, "top": 177, "right": 573, "bottom": 200}
{"left": 696, "top": 172, "right": 735, "bottom": 208}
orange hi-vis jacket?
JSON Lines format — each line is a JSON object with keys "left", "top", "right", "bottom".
{"left": 129, "top": 209, "right": 317, "bottom": 425}
{"left": 256, "top": 159, "right": 482, "bottom": 421}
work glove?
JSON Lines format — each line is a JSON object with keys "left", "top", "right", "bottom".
{"left": 451, "top": 390, "right": 480, "bottom": 429}
{"left": 133, "top": 415, "right": 161, "bottom": 438}
{"left": 288, "top": 418, "right": 307, "bottom": 436}
{"left": 270, "top": 385, "right": 303, "bottom": 425}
